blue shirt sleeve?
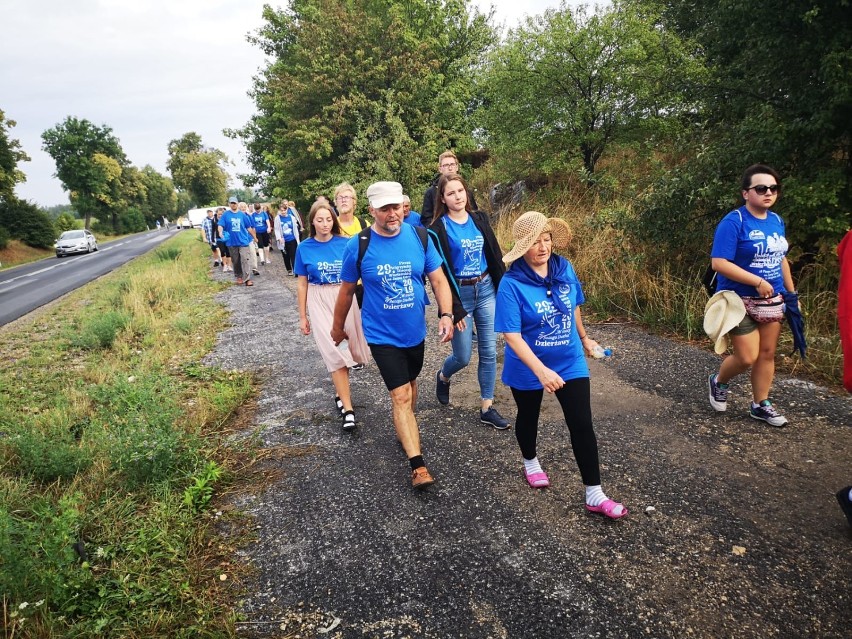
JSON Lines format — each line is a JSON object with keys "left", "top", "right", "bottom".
{"left": 711, "top": 212, "right": 741, "bottom": 260}
{"left": 494, "top": 280, "right": 521, "bottom": 333}
{"left": 340, "top": 234, "right": 360, "bottom": 283}
{"left": 293, "top": 242, "right": 307, "bottom": 276}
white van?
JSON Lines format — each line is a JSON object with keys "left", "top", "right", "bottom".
{"left": 177, "top": 207, "right": 218, "bottom": 229}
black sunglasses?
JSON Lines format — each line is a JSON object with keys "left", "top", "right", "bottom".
{"left": 747, "top": 184, "right": 780, "bottom": 195}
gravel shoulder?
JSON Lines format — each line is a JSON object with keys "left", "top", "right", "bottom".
{"left": 206, "top": 256, "right": 852, "bottom": 639}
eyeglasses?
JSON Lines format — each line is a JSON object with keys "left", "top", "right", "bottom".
{"left": 747, "top": 184, "right": 780, "bottom": 195}
{"left": 336, "top": 195, "right": 353, "bottom": 201}
{"left": 440, "top": 162, "right": 458, "bottom": 169}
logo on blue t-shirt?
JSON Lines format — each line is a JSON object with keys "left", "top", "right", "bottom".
{"left": 534, "top": 284, "right": 574, "bottom": 347}
{"left": 379, "top": 261, "right": 415, "bottom": 308}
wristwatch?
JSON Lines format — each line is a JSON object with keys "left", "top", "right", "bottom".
{"left": 439, "top": 312, "right": 454, "bottom": 321}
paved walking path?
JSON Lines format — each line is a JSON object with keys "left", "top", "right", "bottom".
{"left": 206, "top": 255, "right": 851, "bottom": 638}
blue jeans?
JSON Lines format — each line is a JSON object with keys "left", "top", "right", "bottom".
{"left": 440, "top": 275, "right": 497, "bottom": 400}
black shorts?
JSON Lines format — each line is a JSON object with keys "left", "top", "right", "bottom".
{"left": 209, "top": 242, "right": 218, "bottom": 252}
{"left": 216, "top": 239, "right": 230, "bottom": 258}
{"left": 369, "top": 341, "right": 425, "bottom": 391}
{"left": 255, "top": 232, "right": 270, "bottom": 249}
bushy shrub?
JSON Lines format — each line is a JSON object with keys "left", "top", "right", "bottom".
{"left": 0, "top": 197, "right": 57, "bottom": 248}
{"left": 155, "top": 246, "right": 182, "bottom": 261}
{"left": 119, "top": 207, "right": 147, "bottom": 233}
{"left": 0, "top": 225, "right": 9, "bottom": 250}
{"left": 54, "top": 212, "right": 79, "bottom": 233}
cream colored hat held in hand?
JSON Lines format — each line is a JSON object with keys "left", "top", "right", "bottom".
{"left": 502, "top": 211, "right": 573, "bottom": 263}
{"left": 704, "top": 290, "right": 746, "bottom": 354}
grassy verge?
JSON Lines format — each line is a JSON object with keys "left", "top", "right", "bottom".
{"left": 489, "top": 183, "right": 844, "bottom": 388}
{"left": 0, "top": 232, "right": 256, "bottom": 637}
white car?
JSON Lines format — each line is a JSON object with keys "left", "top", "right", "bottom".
{"left": 55, "top": 230, "right": 98, "bottom": 257}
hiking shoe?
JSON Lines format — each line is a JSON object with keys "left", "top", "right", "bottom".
{"left": 708, "top": 373, "right": 728, "bottom": 412}
{"left": 411, "top": 466, "right": 435, "bottom": 489}
{"left": 481, "top": 407, "right": 511, "bottom": 430}
{"left": 341, "top": 410, "right": 357, "bottom": 431}
{"left": 750, "top": 400, "right": 788, "bottom": 427}
{"left": 436, "top": 370, "right": 450, "bottom": 405}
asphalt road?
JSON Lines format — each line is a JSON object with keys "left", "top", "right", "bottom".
{"left": 206, "top": 256, "right": 851, "bottom": 639}
{"left": 0, "top": 229, "right": 179, "bottom": 326}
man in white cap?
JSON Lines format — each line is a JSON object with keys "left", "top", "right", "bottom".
{"left": 218, "top": 196, "right": 258, "bottom": 287}
{"left": 332, "top": 181, "right": 455, "bottom": 489}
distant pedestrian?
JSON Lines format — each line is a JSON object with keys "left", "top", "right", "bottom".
{"left": 218, "top": 197, "right": 258, "bottom": 286}
{"left": 707, "top": 165, "right": 797, "bottom": 427}
{"left": 156, "top": 220, "right": 161, "bottom": 231}
{"left": 274, "top": 202, "right": 302, "bottom": 275}
{"left": 428, "top": 173, "right": 510, "bottom": 430}
{"left": 332, "top": 181, "right": 455, "bottom": 489}
{"left": 495, "top": 211, "right": 627, "bottom": 519}
{"left": 251, "top": 203, "right": 272, "bottom": 265}
{"left": 214, "top": 207, "right": 232, "bottom": 272}
{"left": 295, "top": 200, "right": 370, "bottom": 431}
{"left": 202, "top": 209, "right": 221, "bottom": 267}
{"left": 420, "top": 150, "right": 479, "bottom": 227}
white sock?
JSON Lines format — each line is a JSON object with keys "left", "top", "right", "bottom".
{"left": 523, "top": 457, "right": 543, "bottom": 475}
{"left": 586, "top": 485, "right": 624, "bottom": 515}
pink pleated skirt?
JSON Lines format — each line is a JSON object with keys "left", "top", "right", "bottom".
{"left": 307, "top": 283, "right": 370, "bottom": 372}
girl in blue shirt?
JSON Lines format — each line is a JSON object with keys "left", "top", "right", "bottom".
{"left": 294, "top": 201, "right": 369, "bottom": 431}
{"left": 428, "top": 173, "right": 510, "bottom": 430}
{"left": 708, "top": 164, "right": 796, "bottom": 427}
{"left": 494, "top": 211, "right": 627, "bottom": 519}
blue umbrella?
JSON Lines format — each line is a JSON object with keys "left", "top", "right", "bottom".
{"left": 782, "top": 290, "right": 806, "bottom": 359}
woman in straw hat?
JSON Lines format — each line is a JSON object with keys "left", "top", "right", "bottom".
{"left": 294, "top": 200, "right": 370, "bottom": 431}
{"left": 494, "top": 211, "right": 627, "bottom": 519}
{"left": 428, "top": 173, "right": 511, "bottom": 430}
{"left": 707, "top": 164, "right": 795, "bottom": 428}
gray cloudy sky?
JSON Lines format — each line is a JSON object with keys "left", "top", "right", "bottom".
{"left": 2, "top": 0, "right": 581, "bottom": 206}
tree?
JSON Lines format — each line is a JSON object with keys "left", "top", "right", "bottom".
{"left": 41, "top": 117, "right": 127, "bottom": 230}
{"left": 140, "top": 166, "right": 177, "bottom": 226}
{"left": 476, "top": 1, "right": 705, "bottom": 181}
{"left": 638, "top": 0, "right": 852, "bottom": 254}
{"left": 233, "top": 0, "right": 495, "bottom": 200}
{"left": 0, "top": 109, "right": 30, "bottom": 204}
{"left": 0, "top": 199, "right": 56, "bottom": 249}
{"left": 166, "top": 132, "right": 228, "bottom": 206}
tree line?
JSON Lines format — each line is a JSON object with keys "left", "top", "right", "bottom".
{"left": 235, "top": 0, "right": 849, "bottom": 266}
{"left": 0, "top": 115, "right": 234, "bottom": 250}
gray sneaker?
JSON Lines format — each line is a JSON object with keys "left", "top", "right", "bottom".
{"left": 708, "top": 373, "right": 728, "bottom": 412}
{"left": 481, "top": 407, "right": 511, "bottom": 430}
{"left": 749, "top": 400, "right": 788, "bottom": 427}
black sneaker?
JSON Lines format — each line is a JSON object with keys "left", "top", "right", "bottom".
{"left": 342, "top": 410, "right": 357, "bottom": 431}
{"left": 350, "top": 363, "right": 365, "bottom": 371}
{"left": 436, "top": 370, "right": 450, "bottom": 405}
{"left": 749, "top": 400, "right": 788, "bottom": 427}
{"left": 708, "top": 373, "right": 728, "bottom": 412}
{"left": 480, "top": 407, "right": 511, "bottom": 430}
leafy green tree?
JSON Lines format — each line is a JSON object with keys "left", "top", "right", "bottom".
{"left": 639, "top": 0, "right": 852, "bottom": 255}
{"left": 140, "top": 166, "right": 177, "bottom": 226}
{"left": 41, "top": 117, "right": 127, "bottom": 230}
{"left": 166, "top": 132, "right": 228, "bottom": 206}
{"left": 44, "top": 204, "right": 79, "bottom": 220}
{"left": 0, "top": 110, "right": 30, "bottom": 204}
{"left": 476, "top": 1, "right": 705, "bottom": 181}
{"left": 234, "top": 0, "right": 494, "bottom": 200}
{"left": 55, "top": 212, "right": 78, "bottom": 233}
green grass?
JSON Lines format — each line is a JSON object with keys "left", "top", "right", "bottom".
{"left": 0, "top": 232, "right": 256, "bottom": 638}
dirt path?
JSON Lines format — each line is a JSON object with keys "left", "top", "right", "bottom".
{"left": 207, "top": 256, "right": 851, "bottom": 638}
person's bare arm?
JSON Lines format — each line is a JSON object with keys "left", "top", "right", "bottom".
{"left": 331, "top": 282, "right": 357, "bottom": 345}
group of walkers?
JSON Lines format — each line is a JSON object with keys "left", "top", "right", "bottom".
{"left": 202, "top": 198, "right": 305, "bottom": 285}
{"left": 201, "top": 154, "right": 848, "bottom": 525}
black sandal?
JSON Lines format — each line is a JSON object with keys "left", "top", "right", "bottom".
{"left": 341, "top": 410, "right": 356, "bottom": 431}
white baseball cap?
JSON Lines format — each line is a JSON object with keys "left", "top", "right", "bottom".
{"left": 365, "top": 181, "right": 404, "bottom": 209}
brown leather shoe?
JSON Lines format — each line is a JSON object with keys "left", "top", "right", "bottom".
{"left": 411, "top": 466, "right": 434, "bottom": 489}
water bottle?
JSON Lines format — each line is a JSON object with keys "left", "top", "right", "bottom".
{"left": 590, "top": 345, "right": 612, "bottom": 359}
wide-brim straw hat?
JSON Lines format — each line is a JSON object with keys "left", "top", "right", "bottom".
{"left": 704, "top": 290, "right": 747, "bottom": 354}
{"left": 502, "top": 211, "right": 573, "bottom": 263}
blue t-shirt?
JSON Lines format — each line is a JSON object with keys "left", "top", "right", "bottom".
{"left": 294, "top": 236, "right": 347, "bottom": 284}
{"left": 404, "top": 211, "right": 422, "bottom": 226}
{"left": 494, "top": 259, "right": 589, "bottom": 390}
{"left": 341, "top": 225, "right": 442, "bottom": 347}
{"left": 711, "top": 206, "right": 789, "bottom": 297}
{"left": 219, "top": 210, "right": 253, "bottom": 247}
{"left": 442, "top": 215, "right": 487, "bottom": 278}
{"left": 252, "top": 211, "right": 269, "bottom": 232}
{"left": 278, "top": 214, "right": 297, "bottom": 242}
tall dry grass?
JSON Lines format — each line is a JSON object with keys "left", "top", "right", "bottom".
{"left": 487, "top": 181, "right": 844, "bottom": 387}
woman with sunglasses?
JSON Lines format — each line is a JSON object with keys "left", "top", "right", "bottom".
{"left": 708, "top": 164, "right": 797, "bottom": 427}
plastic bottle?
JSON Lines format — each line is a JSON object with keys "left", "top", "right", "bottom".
{"left": 590, "top": 345, "right": 612, "bottom": 359}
